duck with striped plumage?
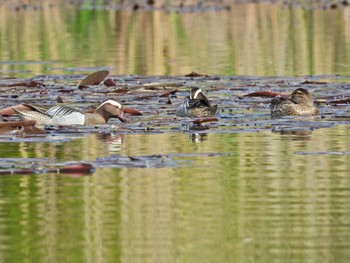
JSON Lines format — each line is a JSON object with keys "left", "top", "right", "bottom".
{"left": 13, "top": 99, "right": 126, "bottom": 125}
{"left": 176, "top": 88, "right": 218, "bottom": 118}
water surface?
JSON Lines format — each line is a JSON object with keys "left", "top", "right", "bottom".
{"left": 1, "top": 3, "right": 350, "bottom": 77}
{"left": 0, "top": 126, "right": 350, "bottom": 262}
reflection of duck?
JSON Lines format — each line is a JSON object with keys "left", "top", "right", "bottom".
{"left": 190, "top": 133, "right": 208, "bottom": 143}
{"left": 0, "top": 120, "right": 45, "bottom": 136}
{"left": 271, "top": 88, "right": 318, "bottom": 117}
{"left": 176, "top": 88, "right": 218, "bottom": 118}
{"left": 14, "top": 99, "right": 126, "bottom": 125}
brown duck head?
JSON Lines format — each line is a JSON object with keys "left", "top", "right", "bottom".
{"left": 95, "top": 99, "right": 126, "bottom": 122}
{"left": 291, "top": 88, "right": 314, "bottom": 106}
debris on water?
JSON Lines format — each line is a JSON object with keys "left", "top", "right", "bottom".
{"left": 184, "top": 71, "right": 208, "bottom": 77}
{"left": 95, "top": 152, "right": 231, "bottom": 168}
{"left": 295, "top": 151, "right": 350, "bottom": 155}
{"left": 103, "top": 78, "right": 117, "bottom": 87}
{"left": 0, "top": 73, "right": 349, "bottom": 141}
{"left": 78, "top": 70, "right": 110, "bottom": 87}
{"left": 243, "top": 91, "right": 286, "bottom": 98}
{"left": 300, "top": 80, "right": 328, "bottom": 85}
{"left": 122, "top": 107, "right": 143, "bottom": 116}
{"left": 329, "top": 98, "right": 350, "bottom": 105}
{"left": 0, "top": 158, "right": 95, "bottom": 176}
{"left": 192, "top": 117, "right": 218, "bottom": 125}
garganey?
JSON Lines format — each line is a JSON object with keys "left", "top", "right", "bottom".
{"left": 14, "top": 99, "right": 125, "bottom": 125}
{"left": 271, "top": 88, "right": 318, "bottom": 117}
{"left": 176, "top": 87, "right": 218, "bottom": 118}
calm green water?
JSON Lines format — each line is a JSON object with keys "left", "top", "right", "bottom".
{"left": 1, "top": 3, "right": 350, "bottom": 77}
{"left": 1, "top": 2, "right": 350, "bottom": 263}
{"left": 0, "top": 127, "right": 350, "bottom": 262}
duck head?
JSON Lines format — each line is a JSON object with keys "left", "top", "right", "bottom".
{"left": 189, "top": 87, "right": 210, "bottom": 107}
{"left": 95, "top": 99, "right": 126, "bottom": 122}
{"left": 291, "top": 88, "right": 314, "bottom": 106}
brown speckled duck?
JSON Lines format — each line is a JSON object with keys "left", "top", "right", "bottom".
{"left": 271, "top": 88, "right": 318, "bottom": 117}
{"left": 14, "top": 99, "right": 125, "bottom": 125}
{"left": 176, "top": 87, "right": 218, "bottom": 118}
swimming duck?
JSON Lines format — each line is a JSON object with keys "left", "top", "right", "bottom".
{"left": 14, "top": 99, "right": 126, "bottom": 125}
{"left": 176, "top": 87, "right": 218, "bottom": 117}
{"left": 271, "top": 88, "right": 318, "bottom": 117}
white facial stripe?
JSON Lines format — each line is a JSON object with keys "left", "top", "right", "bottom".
{"left": 193, "top": 89, "right": 202, "bottom": 99}
{"left": 97, "top": 99, "right": 122, "bottom": 110}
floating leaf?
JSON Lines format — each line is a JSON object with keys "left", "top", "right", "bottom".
{"left": 0, "top": 104, "right": 32, "bottom": 116}
{"left": 58, "top": 163, "right": 95, "bottom": 175}
{"left": 103, "top": 78, "right": 117, "bottom": 86}
{"left": 192, "top": 117, "right": 218, "bottom": 125}
{"left": 160, "top": 89, "right": 178, "bottom": 97}
{"left": 184, "top": 71, "right": 207, "bottom": 77}
{"left": 244, "top": 91, "right": 286, "bottom": 97}
{"left": 300, "top": 80, "right": 327, "bottom": 85}
{"left": 78, "top": 70, "right": 110, "bottom": 86}
{"left": 329, "top": 98, "right": 350, "bottom": 104}
{"left": 26, "top": 80, "right": 46, "bottom": 87}
{"left": 0, "top": 120, "right": 36, "bottom": 128}
{"left": 123, "top": 107, "right": 143, "bottom": 116}
{"left": 56, "top": 96, "right": 64, "bottom": 103}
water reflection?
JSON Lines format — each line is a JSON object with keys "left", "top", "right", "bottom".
{"left": 190, "top": 132, "right": 208, "bottom": 143}
{"left": 0, "top": 4, "right": 350, "bottom": 77}
{"left": 0, "top": 126, "right": 349, "bottom": 261}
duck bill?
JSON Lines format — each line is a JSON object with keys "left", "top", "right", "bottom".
{"left": 116, "top": 114, "right": 128, "bottom": 123}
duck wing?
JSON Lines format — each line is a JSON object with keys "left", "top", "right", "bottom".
{"left": 21, "top": 103, "right": 53, "bottom": 114}
{"left": 16, "top": 105, "right": 85, "bottom": 125}
{"left": 46, "top": 105, "right": 83, "bottom": 118}
{"left": 188, "top": 98, "right": 211, "bottom": 109}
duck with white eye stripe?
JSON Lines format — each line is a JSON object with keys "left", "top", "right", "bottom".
{"left": 176, "top": 87, "right": 218, "bottom": 118}
{"left": 13, "top": 99, "right": 126, "bottom": 125}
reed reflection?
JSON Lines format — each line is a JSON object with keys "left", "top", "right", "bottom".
{"left": 0, "top": 4, "right": 349, "bottom": 77}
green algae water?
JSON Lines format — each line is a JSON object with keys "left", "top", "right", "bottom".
{"left": 1, "top": 128, "right": 350, "bottom": 262}
{"left": 0, "top": 3, "right": 350, "bottom": 77}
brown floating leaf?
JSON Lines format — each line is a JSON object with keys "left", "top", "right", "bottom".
{"left": 26, "top": 80, "right": 46, "bottom": 87}
{"left": 58, "top": 163, "right": 95, "bottom": 175}
{"left": 244, "top": 91, "right": 286, "bottom": 98}
{"left": 192, "top": 117, "right": 218, "bottom": 125}
{"left": 123, "top": 107, "right": 143, "bottom": 116}
{"left": 0, "top": 80, "right": 45, "bottom": 88}
{"left": 160, "top": 89, "right": 178, "bottom": 97}
{"left": 56, "top": 96, "right": 64, "bottom": 103}
{"left": 114, "top": 88, "right": 129, "bottom": 94}
{"left": 0, "top": 105, "right": 33, "bottom": 116}
{"left": 78, "top": 70, "right": 110, "bottom": 86}
{"left": 184, "top": 71, "right": 207, "bottom": 77}
{"left": 330, "top": 98, "right": 350, "bottom": 104}
{"left": 301, "top": 80, "right": 327, "bottom": 85}
{"left": 103, "top": 78, "right": 117, "bottom": 86}
{"left": 0, "top": 169, "right": 35, "bottom": 175}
